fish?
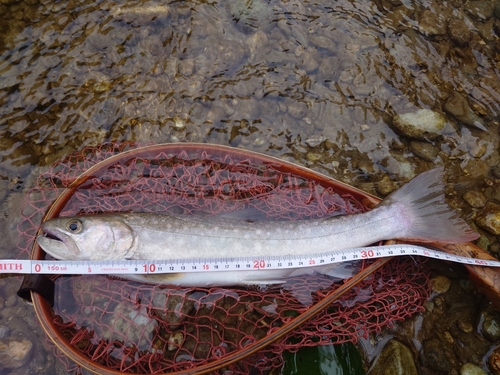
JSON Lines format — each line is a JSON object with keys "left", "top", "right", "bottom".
{"left": 37, "top": 167, "right": 479, "bottom": 287}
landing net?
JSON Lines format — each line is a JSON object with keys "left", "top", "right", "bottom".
{"left": 17, "top": 143, "right": 430, "bottom": 374}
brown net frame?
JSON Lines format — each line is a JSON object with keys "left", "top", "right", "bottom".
{"left": 18, "top": 143, "right": 430, "bottom": 374}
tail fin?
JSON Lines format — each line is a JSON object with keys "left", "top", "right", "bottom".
{"left": 381, "top": 167, "right": 479, "bottom": 244}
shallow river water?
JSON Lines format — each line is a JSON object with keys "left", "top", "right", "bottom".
{"left": 1, "top": 0, "right": 500, "bottom": 374}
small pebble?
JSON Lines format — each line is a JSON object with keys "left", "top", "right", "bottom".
{"left": 489, "top": 344, "right": 500, "bottom": 374}
{"left": 392, "top": 109, "right": 446, "bottom": 140}
{"left": 409, "top": 140, "right": 438, "bottom": 162}
{"left": 431, "top": 275, "right": 452, "bottom": 294}
{"left": 467, "top": 140, "right": 487, "bottom": 158}
{"left": 461, "top": 362, "right": 487, "bottom": 375}
{"left": 481, "top": 311, "right": 500, "bottom": 341}
{"left": 369, "top": 339, "right": 418, "bottom": 375}
{"left": 305, "top": 152, "right": 323, "bottom": 162}
{"left": 458, "top": 320, "right": 474, "bottom": 334}
{"left": 476, "top": 203, "right": 500, "bottom": 235}
{"left": 168, "top": 331, "right": 184, "bottom": 351}
{"left": 305, "top": 135, "right": 325, "bottom": 148}
{"left": 376, "top": 174, "right": 398, "bottom": 196}
{"left": 463, "top": 190, "right": 487, "bottom": 208}
{"left": 0, "top": 338, "right": 33, "bottom": 369}
{"left": 448, "top": 18, "right": 472, "bottom": 46}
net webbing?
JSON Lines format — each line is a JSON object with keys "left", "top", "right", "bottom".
{"left": 17, "top": 143, "right": 429, "bottom": 374}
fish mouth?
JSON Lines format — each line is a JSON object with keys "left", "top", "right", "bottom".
{"left": 37, "top": 227, "right": 73, "bottom": 259}
{"left": 43, "top": 230, "right": 63, "bottom": 242}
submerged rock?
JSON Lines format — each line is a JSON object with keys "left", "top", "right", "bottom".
{"left": 417, "top": 9, "right": 447, "bottom": 36}
{"left": 409, "top": 140, "right": 438, "bottom": 162}
{"left": 228, "top": 0, "right": 274, "bottom": 34}
{"left": 461, "top": 362, "right": 488, "bottom": 375}
{"left": 305, "top": 135, "right": 325, "bottom": 148}
{"left": 368, "top": 340, "right": 417, "bottom": 375}
{"left": 480, "top": 307, "right": 500, "bottom": 342}
{"left": 489, "top": 344, "right": 500, "bottom": 374}
{"left": 444, "top": 92, "right": 487, "bottom": 131}
{"left": 376, "top": 174, "right": 398, "bottom": 196}
{"left": 0, "top": 337, "right": 33, "bottom": 369}
{"left": 448, "top": 18, "right": 472, "bottom": 46}
{"left": 462, "top": 190, "right": 487, "bottom": 208}
{"left": 475, "top": 202, "right": 500, "bottom": 235}
{"left": 421, "top": 337, "right": 453, "bottom": 372}
{"left": 392, "top": 109, "right": 446, "bottom": 140}
{"left": 431, "top": 275, "right": 452, "bottom": 294}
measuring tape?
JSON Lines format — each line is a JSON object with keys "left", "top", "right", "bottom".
{"left": 1, "top": 244, "right": 498, "bottom": 275}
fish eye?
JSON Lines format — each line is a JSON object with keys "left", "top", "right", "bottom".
{"left": 66, "top": 219, "right": 82, "bottom": 233}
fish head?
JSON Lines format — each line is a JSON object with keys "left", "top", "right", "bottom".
{"left": 36, "top": 215, "right": 136, "bottom": 260}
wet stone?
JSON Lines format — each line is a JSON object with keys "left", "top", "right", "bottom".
{"left": 299, "top": 50, "right": 319, "bottom": 73}
{"left": 462, "top": 159, "right": 489, "bottom": 178}
{"left": 376, "top": 174, "right": 398, "bottom": 196}
{"left": 458, "top": 320, "right": 474, "bottom": 334}
{"left": 309, "top": 35, "right": 336, "bottom": 52}
{"left": 475, "top": 202, "right": 500, "bottom": 235}
{"left": 0, "top": 337, "right": 33, "bottom": 369}
{"left": 431, "top": 275, "right": 452, "bottom": 294}
{"left": 167, "top": 331, "right": 184, "bottom": 351}
{"left": 489, "top": 345, "right": 500, "bottom": 374}
{"left": 246, "top": 30, "right": 268, "bottom": 61}
{"left": 444, "top": 92, "right": 487, "bottom": 131}
{"left": 461, "top": 363, "right": 488, "bottom": 375}
{"left": 409, "top": 140, "right": 438, "bottom": 162}
{"left": 305, "top": 151, "right": 323, "bottom": 163}
{"left": 369, "top": 339, "right": 417, "bottom": 375}
{"left": 288, "top": 101, "right": 308, "bottom": 119}
{"left": 467, "top": 140, "right": 487, "bottom": 158}
{"left": 417, "top": 9, "right": 447, "bottom": 36}
{"left": 480, "top": 309, "right": 500, "bottom": 342}
{"left": 391, "top": 109, "right": 446, "bottom": 140}
{"left": 305, "top": 135, "right": 325, "bottom": 148}
{"left": 463, "top": 190, "right": 487, "bottom": 208}
{"left": 421, "top": 337, "right": 454, "bottom": 372}
{"left": 448, "top": 18, "right": 472, "bottom": 46}
{"left": 465, "top": 1, "right": 495, "bottom": 21}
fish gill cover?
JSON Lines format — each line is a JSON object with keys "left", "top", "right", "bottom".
{"left": 17, "top": 143, "right": 429, "bottom": 374}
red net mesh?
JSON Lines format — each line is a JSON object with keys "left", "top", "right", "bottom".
{"left": 17, "top": 143, "right": 430, "bottom": 374}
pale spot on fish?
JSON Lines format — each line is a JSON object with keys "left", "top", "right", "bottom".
{"left": 244, "top": 233, "right": 251, "bottom": 240}
{"left": 255, "top": 229, "right": 263, "bottom": 236}
{"left": 253, "top": 243, "right": 263, "bottom": 252}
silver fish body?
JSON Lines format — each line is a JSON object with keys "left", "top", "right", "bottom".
{"left": 37, "top": 168, "right": 479, "bottom": 286}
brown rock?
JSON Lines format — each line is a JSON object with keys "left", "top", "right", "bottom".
{"left": 476, "top": 202, "right": 500, "bottom": 235}
{"left": 448, "top": 18, "right": 472, "bottom": 46}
